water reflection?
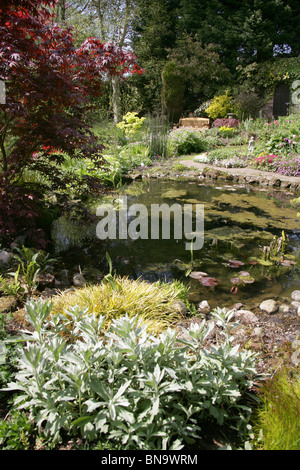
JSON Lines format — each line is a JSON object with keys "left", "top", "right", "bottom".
{"left": 51, "top": 179, "right": 300, "bottom": 308}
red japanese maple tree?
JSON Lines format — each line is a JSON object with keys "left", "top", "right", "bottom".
{"left": 0, "top": 0, "right": 142, "bottom": 245}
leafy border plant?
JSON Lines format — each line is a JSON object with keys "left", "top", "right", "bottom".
{"left": 2, "top": 299, "right": 260, "bottom": 450}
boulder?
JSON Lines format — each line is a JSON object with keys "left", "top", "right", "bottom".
{"left": 10, "top": 235, "right": 25, "bottom": 249}
{"left": 251, "top": 327, "right": 264, "bottom": 337}
{"left": 259, "top": 177, "right": 271, "bottom": 187}
{"left": 279, "top": 304, "right": 290, "bottom": 314}
{"left": 291, "top": 290, "right": 300, "bottom": 302}
{"left": 268, "top": 177, "right": 281, "bottom": 187}
{"left": 231, "top": 302, "right": 243, "bottom": 311}
{"left": 291, "top": 301, "right": 300, "bottom": 312}
{"left": 41, "top": 288, "right": 60, "bottom": 299}
{"left": 172, "top": 300, "right": 188, "bottom": 315}
{"left": 197, "top": 300, "right": 211, "bottom": 314}
{"left": 58, "top": 269, "right": 70, "bottom": 286}
{"left": 0, "top": 250, "right": 12, "bottom": 266}
{"left": 245, "top": 176, "right": 258, "bottom": 185}
{"left": 36, "top": 273, "right": 55, "bottom": 291}
{"left": 259, "top": 299, "right": 278, "bottom": 314}
{"left": 234, "top": 309, "right": 258, "bottom": 325}
{"left": 73, "top": 273, "right": 87, "bottom": 287}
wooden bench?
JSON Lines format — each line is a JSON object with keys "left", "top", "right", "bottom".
{"left": 178, "top": 117, "right": 210, "bottom": 130}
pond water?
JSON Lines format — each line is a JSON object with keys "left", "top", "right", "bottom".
{"left": 51, "top": 179, "right": 300, "bottom": 309}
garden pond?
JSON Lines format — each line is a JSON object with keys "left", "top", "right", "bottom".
{"left": 51, "top": 179, "right": 300, "bottom": 310}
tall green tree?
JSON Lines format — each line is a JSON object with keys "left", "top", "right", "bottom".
{"left": 238, "top": 0, "right": 300, "bottom": 63}
{"left": 177, "top": 0, "right": 249, "bottom": 71}
{"left": 166, "top": 34, "right": 232, "bottom": 115}
{"left": 162, "top": 35, "right": 231, "bottom": 121}
{"left": 161, "top": 61, "right": 185, "bottom": 122}
{"left": 279, "top": 0, "right": 300, "bottom": 57}
{"left": 130, "top": 0, "right": 180, "bottom": 113}
{"left": 177, "top": 0, "right": 300, "bottom": 71}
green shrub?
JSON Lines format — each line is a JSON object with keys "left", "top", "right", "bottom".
{"left": 116, "top": 112, "right": 146, "bottom": 138}
{"left": 233, "top": 91, "right": 262, "bottom": 120}
{"left": 168, "top": 127, "right": 209, "bottom": 156}
{"left": 2, "top": 300, "right": 259, "bottom": 450}
{"left": 218, "top": 126, "right": 238, "bottom": 139}
{"left": 0, "top": 410, "right": 36, "bottom": 450}
{"left": 205, "top": 92, "right": 233, "bottom": 120}
{"left": 100, "top": 143, "right": 152, "bottom": 187}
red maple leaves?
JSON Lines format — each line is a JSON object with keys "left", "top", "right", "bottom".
{"left": 0, "top": 0, "right": 142, "bottom": 174}
{"left": 0, "top": 0, "right": 142, "bottom": 244}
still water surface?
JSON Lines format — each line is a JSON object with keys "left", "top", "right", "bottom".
{"left": 52, "top": 179, "right": 300, "bottom": 309}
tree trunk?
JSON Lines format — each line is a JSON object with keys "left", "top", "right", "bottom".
{"left": 55, "top": 0, "right": 66, "bottom": 24}
{"left": 92, "top": 0, "right": 132, "bottom": 123}
{"left": 112, "top": 75, "right": 121, "bottom": 123}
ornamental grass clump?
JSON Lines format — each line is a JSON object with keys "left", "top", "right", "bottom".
{"left": 253, "top": 369, "right": 300, "bottom": 450}
{"left": 51, "top": 277, "right": 188, "bottom": 334}
{"left": 2, "top": 301, "right": 259, "bottom": 450}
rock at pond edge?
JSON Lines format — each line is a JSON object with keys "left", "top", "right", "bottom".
{"left": 259, "top": 299, "right": 278, "bottom": 314}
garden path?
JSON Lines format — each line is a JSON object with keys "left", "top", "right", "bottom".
{"left": 180, "top": 159, "right": 300, "bottom": 184}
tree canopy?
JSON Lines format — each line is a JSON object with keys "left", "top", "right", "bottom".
{"left": 0, "top": 0, "right": 142, "bottom": 242}
{"left": 48, "top": 0, "right": 300, "bottom": 117}
{"left": 177, "top": 0, "right": 300, "bottom": 68}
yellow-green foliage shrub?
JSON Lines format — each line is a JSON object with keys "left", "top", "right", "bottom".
{"left": 217, "top": 126, "right": 238, "bottom": 138}
{"left": 206, "top": 91, "right": 233, "bottom": 120}
{"left": 116, "top": 112, "right": 146, "bottom": 137}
